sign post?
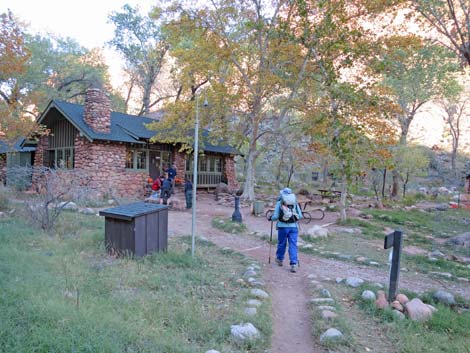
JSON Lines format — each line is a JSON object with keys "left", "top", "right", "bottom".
{"left": 384, "top": 230, "right": 403, "bottom": 302}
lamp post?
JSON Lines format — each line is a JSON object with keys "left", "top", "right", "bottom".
{"left": 191, "top": 94, "right": 208, "bottom": 257}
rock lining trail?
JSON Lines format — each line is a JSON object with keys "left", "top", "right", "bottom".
{"left": 167, "top": 193, "right": 470, "bottom": 353}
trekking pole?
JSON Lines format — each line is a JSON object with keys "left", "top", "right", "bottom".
{"left": 268, "top": 219, "right": 273, "bottom": 264}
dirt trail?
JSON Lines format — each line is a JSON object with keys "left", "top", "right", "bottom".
{"left": 167, "top": 193, "right": 470, "bottom": 353}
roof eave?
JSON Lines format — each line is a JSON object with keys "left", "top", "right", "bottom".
{"left": 37, "top": 100, "right": 93, "bottom": 142}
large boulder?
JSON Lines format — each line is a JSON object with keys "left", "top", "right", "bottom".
{"left": 446, "top": 232, "right": 470, "bottom": 248}
{"left": 432, "top": 290, "right": 456, "bottom": 305}
{"left": 404, "top": 298, "right": 433, "bottom": 321}
{"left": 230, "top": 323, "right": 260, "bottom": 342}
{"left": 345, "top": 277, "right": 364, "bottom": 288}
{"left": 375, "top": 290, "right": 388, "bottom": 310}
{"left": 215, "top": 182, "right": 230, "bottom": 201}
{"left": 307, "top": 225, "right": 329, "bottom": 238}
{"left": 320, "top": 328, "right": 344, "bottom": 343}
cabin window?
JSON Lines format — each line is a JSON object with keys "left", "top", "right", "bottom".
{"left": 126, "top": 148, "right": 148, "bottom": 171}
{"left": 46, "top": 147, "right": 74, "bottom": 169}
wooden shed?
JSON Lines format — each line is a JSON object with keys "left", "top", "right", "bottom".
{"left": 99, "top": 202, "right": 168, "bottom": 257}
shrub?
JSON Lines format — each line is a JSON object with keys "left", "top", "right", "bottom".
{"left": 0, "top": 185, "right": 10, "bottom": 211}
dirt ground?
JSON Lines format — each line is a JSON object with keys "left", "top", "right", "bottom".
{"left": 167, "top": 191, "right": 470, "bottom": 353}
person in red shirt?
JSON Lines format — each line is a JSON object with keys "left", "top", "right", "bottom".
{"left": 151, "top": 177, "right": 161, "bottom": 192}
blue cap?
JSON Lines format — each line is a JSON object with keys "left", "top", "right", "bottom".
{"left": 280, "top": 187, "right": 292, "bottom": 195}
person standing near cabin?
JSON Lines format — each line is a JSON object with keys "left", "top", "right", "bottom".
{"left": 269, "top": 187, "right": 303, "bottom": 273}
{"left": 161, "top": 175, "right": 172, "bottom": 205}
{"left": 184, "top": 177, "right": 193, "bottom": 209}
{"left": 167, "top": 164, "right": 177, "bottom": 193}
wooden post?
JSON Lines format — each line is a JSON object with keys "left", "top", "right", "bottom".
{"left": 384, "top": 230, "right": 403, "bottom": 302}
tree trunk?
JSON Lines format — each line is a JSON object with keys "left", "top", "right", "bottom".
{"left": 402, "top": 171, "right": 410, "bottom": 198}
{"left": 393, "top": 116, "right": 412, "bottom": 198}
{"left": 391, "top": 170, "right": 399, "bottom": 198}
{"left": 242, "top": 147, "right": 257, "bottom": 201}
{"left": 322, "top": 159, "right": 329, "bottom": 186}
{"left": 275, "top": 149, "right": 286, "bottom": 185}
{"left": 451, "top": 139, "right": 458, "bottom": 178}
{"left": 381, "top": 168, "right": 387, "bottom": 199}
{"left": 142, "top": 84, "right": 151, "bottom": 116}
{"left": 339, "top": 179, "right": 347, "bottom": 222}
{"left": 286, "top": 163, "right": 294, "bottom": 188}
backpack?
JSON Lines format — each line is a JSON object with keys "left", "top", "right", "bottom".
{"left": 279, "top": 193, "right": 299, "bottom": 223}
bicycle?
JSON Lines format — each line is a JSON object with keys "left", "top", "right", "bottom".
{"left": 265, "top": 208, "right": 324, "bottom": 224}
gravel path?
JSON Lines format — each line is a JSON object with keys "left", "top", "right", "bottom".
{"left": 167, "top": 192, "right": 470, "bottom": 353}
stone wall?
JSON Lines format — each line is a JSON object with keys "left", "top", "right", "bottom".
{"left": 173, "top": 150, "right": 186, "bottom": 181}
{"left": 74, "top": 137, "right": 147, "bottom": 198}
{"left": 83, "top": 88, "right": 111, "bottom": 134}
{"left": 466, "top": 176, "right": 470, "bottom": 194}
{"left": 0, "top": 154, "right": 6, "bottom": 185}
{"left": 224, "top": 155, "right": 238, "bottom": 189}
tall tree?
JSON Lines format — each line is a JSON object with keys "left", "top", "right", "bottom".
{"left": 373, "top": 36, "right": 460, "bottom": 196}
{"left": 292, "top": 0, "right": 400, "bottom": 220}
{"left": 108, "top": 4, "right": 169, "bottom": 116}
{"left": 440, "top": 85, "right": 467, "bottom": 176}
{"left": 0, "top": 10, "right": 35, "bottom": 143}
{"left": 411, "top": 0, "right": 470, "bottom": 66}
{"left": 374, "top": 36, "right": 460, "bottom": 144}
{"left": 154, "top": 0, "right": 316, "bottom": 201}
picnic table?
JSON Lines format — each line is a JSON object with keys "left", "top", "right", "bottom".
{"left": 316, "top": 189, "right": 352, "bottom": 203}
{"left": 318, "top": 189, "right": 342, "bottom": 200}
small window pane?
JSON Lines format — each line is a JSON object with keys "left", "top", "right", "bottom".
{"left": 136, "top": 150, "right": 147, "bottom": 169}
{"left": 56, "top": 149, "right": 64, "bottom": 168}
{"left": 199, "top": 157, "right": 207, "bottom": 172}
{"left": 209, "top": 157, "right": 215, "bottom": 172}
{"left": 186, "top": 158, "right": 192, "bottom": 172}
{"left": 64, "top": 149, "right": 73, "bottom": 169}
{"left": 126, "top": 150, "right": 134, "bottom": 169}
{"left": 47, "top": 150, "right": 55, "bottom": 168}
{"left": 215, "top": 158, "right": 222, "bottom": 172}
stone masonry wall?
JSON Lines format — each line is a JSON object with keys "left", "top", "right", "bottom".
{"left": 173, "top": 150, "right": 186, "bottom": 181}
{"left": 83, "top": 88, "right": 111, "bottom": 134}
{"left": 224, "top": 155, "right": 238, "bottom": 189}
{"left": 74, "top": 137, "right": 148, "bottom": 198}
{"left": 0, "top": 154, "right": 6, "bottom": 185}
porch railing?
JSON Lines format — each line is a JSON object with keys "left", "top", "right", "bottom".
{"left": 185, "top": 171, "right": 222, "bottom": 187}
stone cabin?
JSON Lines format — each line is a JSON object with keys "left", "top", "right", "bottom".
{"left": 33, "top": 88, "right": 239, "bottom": 198}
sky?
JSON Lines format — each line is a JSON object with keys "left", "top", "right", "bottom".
{"left": 1, "top": 0, "right": 155, "bottom": 87}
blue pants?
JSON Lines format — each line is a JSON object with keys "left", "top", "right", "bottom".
{"left": 276, "top": 227, "right": 298, "bottom": 265}
{"left": 185, "top": 190, "right": 192, "bottom": 208}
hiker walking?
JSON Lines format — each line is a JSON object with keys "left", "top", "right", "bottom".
{"left": 269, "top": 187, "right": 303, "bottom": 272}
{"left": 184, "top": 177, "right": 193, "bottom": 209}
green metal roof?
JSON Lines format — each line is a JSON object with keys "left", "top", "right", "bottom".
{"left": 37, "top": 100, "right": 239, "bottom": 154}
{"left": 0, "top": 138, "right": 36, "bottom": 154}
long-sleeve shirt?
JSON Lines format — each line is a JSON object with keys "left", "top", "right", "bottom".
{"left": 271, "top": 200, "right": 303, "bottom": 228}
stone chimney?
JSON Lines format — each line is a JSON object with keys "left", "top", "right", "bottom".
{"left": 83, "top": 88, "right": 111, "bottom": 133}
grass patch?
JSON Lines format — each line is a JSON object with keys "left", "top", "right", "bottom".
{"left": 309, "top": 286, "right": 353, "bottom": 350}
{"left": 0, "top": 213, "right": 270, "bottom": 353}
{"left": 212, "top": 217, "right": 247, "bottom": 234}
{"left": 364, "top": 208, "right": 470, "bottom": 240}
{"left": 0, "top": 185, "right": 11, "bottom": 211}
{"left": 403, "top": 255, "right": 470, "bottom": 279}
